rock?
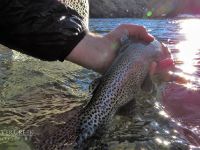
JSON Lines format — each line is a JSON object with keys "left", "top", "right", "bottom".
{"left": 89, "top": 0, "right": 147, "bottom": 18}
{"left": 89, "top": 0, "right": 200, "bottom": 18}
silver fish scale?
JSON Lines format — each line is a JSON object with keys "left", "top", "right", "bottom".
{"left": 74, "top": 40, "right": 164, "bottom": 148}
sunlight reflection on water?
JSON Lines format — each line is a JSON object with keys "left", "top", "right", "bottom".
{"left": 160, "top": 19, "right": 200, "bottom": 149}
{"left": 173, "top": 19, "right": 200, "bottom": 90}
{"left": 1, "top": 18, "right": 200, "bottom": 149}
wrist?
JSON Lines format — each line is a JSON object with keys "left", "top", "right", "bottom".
{"left": 66, "top": 32, "right": 119, "bottom": 74}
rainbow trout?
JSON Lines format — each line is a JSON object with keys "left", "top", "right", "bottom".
{"left": 73, "top": 39, "right": 171, "bottom": 149}
{"left": 37, "top": 39, "right": 172, "bottom": 150}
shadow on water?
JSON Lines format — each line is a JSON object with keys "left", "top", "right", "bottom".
{"left": 0, "top": 17, "right": 200, "bottom": 149}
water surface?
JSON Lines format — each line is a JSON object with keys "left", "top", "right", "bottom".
{"left": 0, "top": 17, "right": 200, "bottom": 149}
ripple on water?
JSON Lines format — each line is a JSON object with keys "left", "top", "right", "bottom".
{"left": 1, "top": 18, "right": 200, "bottom": 149}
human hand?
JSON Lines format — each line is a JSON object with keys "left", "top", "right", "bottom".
{"left": 100, "top": 24, "right": 154, "bottom": 73}
{"left": 67, "top": 24, "right": 154, "bottom": 74}
{"left": 105, "top": 24, "right": 154, "bottom": 45}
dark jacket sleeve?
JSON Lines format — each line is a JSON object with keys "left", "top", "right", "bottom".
{"left": 0, "top": 0, "right": 87, "bottom": 61}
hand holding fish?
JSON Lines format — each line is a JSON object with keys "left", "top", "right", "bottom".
{"left": 40, "top": 36, "right": 187, "bottom": 150}
{"left": 67, "top": 24, "right": 155, "bottom": 73}
{"left": 72, "top": 39, "right": 182, "bottom": 149}
{"left": 67, "top": 23, "right": 185, "bottom": 84}
{"left": 106, "top": 24, "right": 186, "bottom": 84}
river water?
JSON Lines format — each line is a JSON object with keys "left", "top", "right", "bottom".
{"left": 0, "top": 16, "right": 200, "bottom": 150}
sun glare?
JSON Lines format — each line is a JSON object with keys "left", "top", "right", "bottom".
{"left": 175, "top": 19, "right": 200, "bottom": 74}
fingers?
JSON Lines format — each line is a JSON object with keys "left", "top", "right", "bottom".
{"left": 136, "top": 26, "right": 154, "bottom": 43}
{"left": 105, "top": 24, "right": 154, "bottom": 48}
{"left": 118, "top": 24, "right": 154, "bottom": 43}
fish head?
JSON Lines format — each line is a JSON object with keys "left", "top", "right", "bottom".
{"left": 139, "top": 40, "right": 175, "bottom": 92}
{"left": 128, "top": 39, "right": 173, "bottom": 71}
{"left": 146, "top": 40, "right": 172, "bottom": 62}
{"left": 117, "top": 39, "right": 174, "bottom": 93}
{"left": 149, "top": 41, "right": 188, "bottom": 86}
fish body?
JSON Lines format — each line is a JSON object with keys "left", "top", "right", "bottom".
{"left": 74, "top": 39, "right": 171, "bottom": 149}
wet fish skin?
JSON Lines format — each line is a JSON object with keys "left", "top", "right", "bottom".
{"left": 74, "top": 39, "right": 171, "bottom": 149}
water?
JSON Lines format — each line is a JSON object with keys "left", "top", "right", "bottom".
{"left": 0, "top": 17, "right": 200, "bottom": 149}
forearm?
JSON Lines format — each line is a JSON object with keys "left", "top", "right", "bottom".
{"left": 66, "top": 32, "right": 120, "bottom": 73}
